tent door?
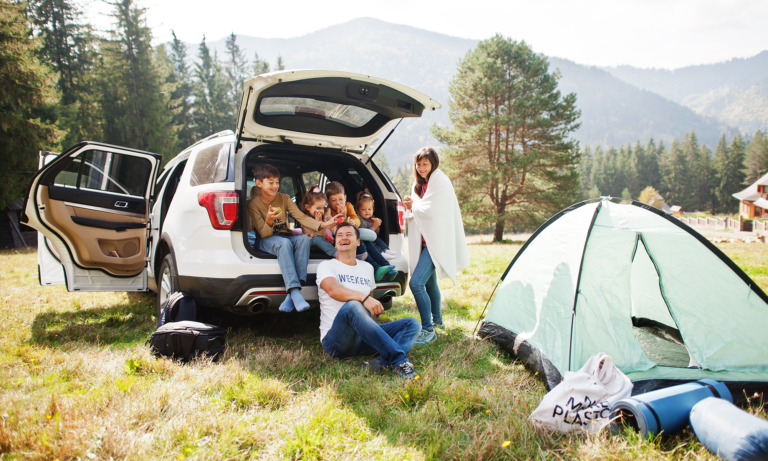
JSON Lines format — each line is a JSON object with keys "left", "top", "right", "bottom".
{"left": 630, "top": 234, "right": 696, "bottom": 368}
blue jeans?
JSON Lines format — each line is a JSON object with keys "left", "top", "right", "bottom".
{"left": 310, "top": 235, "right": 336, "bottom": 257}
{"left": 256, "top": 233, "right": 310, "bottom": 291}
{"left": 364, "top": 240, "right": 389, "bottom": 270}
{"left": 322, "top": 301, "right": 421, "bottom": 367}
{"left": 409, "top": 247, "right": 441, "bottom": 331}
{"left": 372, "top": 237, "right": 390, "bottom": 253}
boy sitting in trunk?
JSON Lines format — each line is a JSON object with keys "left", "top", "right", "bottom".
{"left": 247, "top": 164, "right": 339, "bottom": 312}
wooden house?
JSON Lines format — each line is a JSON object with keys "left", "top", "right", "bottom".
{"left": 733, "top": 172, "right": 768, "bottom": 219}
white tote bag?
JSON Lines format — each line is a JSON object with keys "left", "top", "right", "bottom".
{"left": 530, "top": 352, "right": 633, "bottom": 433}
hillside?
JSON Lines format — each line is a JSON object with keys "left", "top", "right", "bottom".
{"left": 195, "top": 18, "right": 737, "bottom": 165}
{"left": 606, "top": 52, "right": 768, "bottom": 135}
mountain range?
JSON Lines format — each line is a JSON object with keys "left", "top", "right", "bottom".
{"left": 190, "top": 18, "right": 762, "bottom": 167}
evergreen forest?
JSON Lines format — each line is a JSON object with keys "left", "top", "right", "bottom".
{"left": 579, "top": 130, "right": 768, "bottom": 214}
{"left": 3, "top": 0, "right": 768, "bottom": 218}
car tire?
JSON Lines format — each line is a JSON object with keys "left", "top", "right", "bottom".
{"left": 157, "top": 254, "right": 179, "bottom": 319}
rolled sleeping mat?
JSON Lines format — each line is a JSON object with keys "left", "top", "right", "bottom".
{"left": 610, "top": 379, "right": 732, "bottom": 438}
{"left": 690, "top": 397, "right": 768, "bottom": 461}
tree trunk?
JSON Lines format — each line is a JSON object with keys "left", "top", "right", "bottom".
{"left": 493, "top": 204, "right": 506, "bottom": 241}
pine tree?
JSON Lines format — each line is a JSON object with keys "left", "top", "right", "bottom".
{"left": 662, "top": 139, "right": 693, "bottom": 209}
{"left": 590, "top": 145, "right": 604, "bottom": 197}
{"left": 682, "top": 131, "right": 711, "bottom": 211}
{"left": 743, "top": 130, "right": 768, "bottom": 184}
{"left": 167, "top": 30, "right": 194, "bottom": 151}
{"left": 602, "top": 146, "right": 619, "bottom": 196}
{"left": 252, "top": 52, "right": 269, "bottom": 75}
{"left": 192, "top": 35, "right": 230, "bottom": 139}
{"left": 98, "top": 0, "right": 176, "bottom": 156}
{"left": 275, "top": 54, "right": 285, "bottom": 71}
{"left": 713, "top": 134, "right": 745, "bottom": 213}
{"left": 27, "top": 0, "right": 100, "bottom": 147}
{"left": 432, "top": 35, "right": 581, "bottom": 240}
{"left": 643, "top": 138, "right": 661, "bottom": 191}
{"left": 224, "top": 32, "right": 248, "bottom": 124}
{"left": 0, "top": 1, "right": 62, "bottom": 209}
{"left": 578, "top": 145, "right": 593, "bottom": 199}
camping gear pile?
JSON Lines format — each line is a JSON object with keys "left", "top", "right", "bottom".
{"left": 149, "top": 291, "right": 227, "bottom": 362}
{"left": 476, "top": 197, "right": 768, "bottom": 459}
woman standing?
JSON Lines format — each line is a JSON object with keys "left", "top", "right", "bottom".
{"left": 404, "top": 147, "right": 470, "bottom": 345}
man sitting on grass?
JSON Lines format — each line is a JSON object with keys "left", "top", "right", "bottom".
{"left": 316, "top": 222, "right": 421, "bottom": 378}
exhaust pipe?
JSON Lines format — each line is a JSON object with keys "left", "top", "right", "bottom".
{"left": 379, "top": 290, "right": 396, "bottom": 306}
{"left": 248, "top": 296, "right": 270, "bottom": 314}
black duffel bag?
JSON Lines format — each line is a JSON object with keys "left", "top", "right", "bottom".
{"left": 149, "top": 321, "right": 226, "bottom": 362}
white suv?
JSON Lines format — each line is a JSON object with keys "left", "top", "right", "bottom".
{"left": 23, "top": 70, "right": 441, "bottom": 316}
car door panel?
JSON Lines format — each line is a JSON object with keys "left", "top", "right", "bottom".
{"left": 24, "top": 142, "right": 160, "bottom": 291}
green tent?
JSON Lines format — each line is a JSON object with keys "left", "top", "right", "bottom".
{"left": 479, "top": 198, "right": 768, "bottom": 397}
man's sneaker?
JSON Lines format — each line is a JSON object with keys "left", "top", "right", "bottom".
{"left": 414, "top": 329, "right": 437, "bottom": 345}
{"left": 393, "top": 361, "right": 418, "bottom": 378}
{"left": 434, "top": 322, "right": 445, "bottom": 330}
{"left": 359, "top": 358, "right": 386, "bottom": 374}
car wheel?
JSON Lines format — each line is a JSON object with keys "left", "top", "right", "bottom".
{"left": 157, "top": 254, "right": 179, "bottom": 318}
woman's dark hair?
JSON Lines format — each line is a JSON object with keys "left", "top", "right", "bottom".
{"left": 413, "top": 147, "right": 439, "bottom": 196}
{"left": 355, "top": 189, "right": 375, "bottom": 209}
{"left": 300, "top": 184, "right": 327, "bottom": 215}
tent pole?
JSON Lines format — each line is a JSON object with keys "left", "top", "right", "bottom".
{"left": 473, "top": 278, "right": 502, "bottom": 338}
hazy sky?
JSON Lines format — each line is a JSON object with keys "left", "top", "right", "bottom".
{"left": 83, "top": 0, "right": 768, "bottom": 69}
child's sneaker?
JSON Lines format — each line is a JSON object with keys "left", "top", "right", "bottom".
{"left": 414, "top": 329, "right": 437, "bottom": 345}
{"left": 384, "top": 269, "right": 398, "bottom": 281}
{"left": 383, "top": 250, "right": 397, "bottom": 260}
{"left": 393, "top": 361, "right": 418, "bottom": 378}
{"left": 375, "top": 265, "right": 396, "bottom": 281}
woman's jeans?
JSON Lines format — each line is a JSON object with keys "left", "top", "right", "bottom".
{"left": 322, "top": 301, "right": 421, "bottom": 367}
{"left": 310, "top": 235, "right": 336, "bottom": 257}
{"left": 409, "top": 247, "right": 441, "bottom": 331}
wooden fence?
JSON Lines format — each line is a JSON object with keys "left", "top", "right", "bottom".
{"left": 679, "top": 215, "right": 758, "bottom": 233}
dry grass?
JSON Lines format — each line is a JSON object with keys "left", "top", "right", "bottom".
{"left": 0, "top": 243, "right": 766, "bottom": 460}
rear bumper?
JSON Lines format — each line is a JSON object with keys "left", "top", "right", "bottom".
{"left": 178, "top": 271, "right": 408, "bottom": 314}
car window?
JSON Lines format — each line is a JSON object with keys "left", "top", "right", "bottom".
{"left": 53, "top": 158, "right": 82, "bottom": 188}
{"left": 189, "top": 143, "right": 232, "bottom": 187}
{"left": 302, "top": 171, "right": 326, "bottom": 189}
{"left": 279, "top": 177, "right": 297, "bottom": 202}
{"left": 347, "top": 168, "right": 364, "bottom": 188}
{"left": 79, "top": 150, "right": 152, "bottom": 197}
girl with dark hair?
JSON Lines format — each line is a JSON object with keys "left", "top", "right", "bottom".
{"left": 404, "top": 147, "right": 470, "bottom": 345}
{"left": 356, "top": 189, "right": 396, "bottom": 260}
{"left": 300, "top": 185, "right": 339, "bottom": 257}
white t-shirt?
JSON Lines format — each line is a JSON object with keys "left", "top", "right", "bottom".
{"left": 316, "top": 258, "right": 375, "bottom": 341}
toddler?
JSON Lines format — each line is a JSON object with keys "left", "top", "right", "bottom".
{"left": 356, "top": 189, "right": 396, "bottom": 260}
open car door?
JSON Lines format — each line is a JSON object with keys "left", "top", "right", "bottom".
{"left": 36, "top": 150, "right": 65, "bottom": 286}
{"left": 22, "top": 142, "right": 161, "bottom": 292}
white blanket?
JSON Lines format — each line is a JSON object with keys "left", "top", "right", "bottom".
{"left": 406, "top": 168, "right": 470, "bottom": 285}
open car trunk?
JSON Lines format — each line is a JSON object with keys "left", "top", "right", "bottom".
{"left": 241, "top": 144, "right": 393, "bottom": 259}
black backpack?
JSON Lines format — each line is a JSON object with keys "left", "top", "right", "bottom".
{"left": 157, "top": 291, "right": 198, "bottom": 329}
{"left": 149, "top": 321, "right": 227, "bottom": 362}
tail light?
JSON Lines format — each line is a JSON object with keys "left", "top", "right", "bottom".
{"left": 396, "top": 201, "right": 406, "bottom": 233}
{"left": 198, "top": 191, "right": 238, "bottom": 230}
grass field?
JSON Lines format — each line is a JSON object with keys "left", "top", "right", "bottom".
{"left": 1, "top": 242, "right": 766, "bottom": 460}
